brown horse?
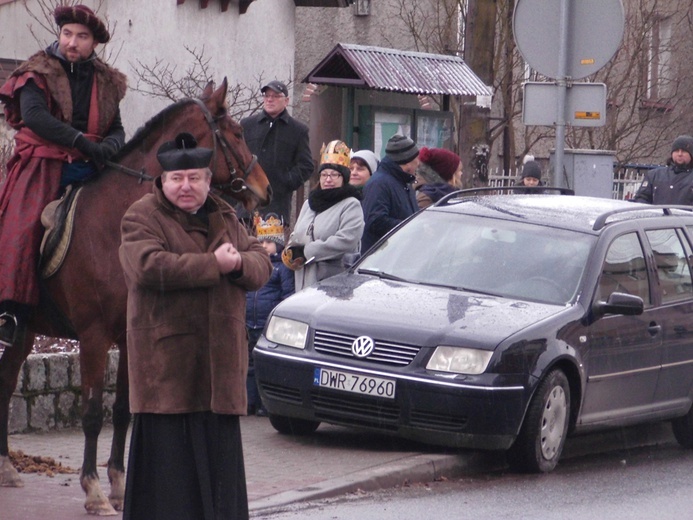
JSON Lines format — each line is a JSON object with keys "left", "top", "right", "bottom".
{"left": 0, "top": 78, "right": 270, "bottom": 515}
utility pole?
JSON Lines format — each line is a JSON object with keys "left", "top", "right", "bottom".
{"left": 460, "top": 0, "right": 496, "bottom": 187}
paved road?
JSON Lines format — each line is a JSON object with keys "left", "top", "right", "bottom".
{"left": 0, "top": 416, "right": 674, "bottom": 519}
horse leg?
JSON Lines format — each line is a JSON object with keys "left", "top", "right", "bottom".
{"left": 106, "top": 339, "right": 129, "bottom": 511}
{"left": 0, "top": 328, "right": 34, "bottom": 487}
{"left": 77, "top": 340, "right": 117, "bottom": 516}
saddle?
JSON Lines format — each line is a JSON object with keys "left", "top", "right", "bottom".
{"left": 39, "top": 185, "right": 82, "bottom": 279}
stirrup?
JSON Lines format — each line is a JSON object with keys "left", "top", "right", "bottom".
{"left": 0, "top": 312, "right": 18, "bottom": 347}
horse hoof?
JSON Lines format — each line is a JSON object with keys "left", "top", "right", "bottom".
{"left": 85, "top": 502, "right": 118, "bottom": 516}
{"left": 107, "top": 466, "right": 125, "bottom": 510}
{"left": 82, "top": 474, "right": 118, "bottom": 516}
{"left": 0, "top": 455, "right": 24, "bottom": 487}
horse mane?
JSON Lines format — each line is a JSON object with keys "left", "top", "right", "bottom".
{"left": 116, "top": 97, "right": 197, "bottom": 157}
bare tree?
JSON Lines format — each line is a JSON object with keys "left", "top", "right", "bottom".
{"left": 513, "top": 0, "right": 693, "bottom": 167}
{"left": 394, "top": 0, "right": 693, "bottom": 174}
{"left": 128, "top": 46, "right": 279, "bottom": 121}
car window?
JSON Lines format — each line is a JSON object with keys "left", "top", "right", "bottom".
{"left": 596, "top": 232, "right": 650, "bottom": 305}
{"left": 359, "top": 211, "right": 593, "bottom": 305}
{"left": 645, "top": 228, "right": 693, "bottom": 304}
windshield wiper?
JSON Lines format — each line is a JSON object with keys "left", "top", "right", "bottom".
{"left": 357, "top": 268, "right": 410, "bottom": 283}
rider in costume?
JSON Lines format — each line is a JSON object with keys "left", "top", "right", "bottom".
{"left": 0, "top": 5, "right": 127, "bottom": 346}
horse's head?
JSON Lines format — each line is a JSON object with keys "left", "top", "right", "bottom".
{"left": 196, "top": 78, "right": 271, "bottom": 211}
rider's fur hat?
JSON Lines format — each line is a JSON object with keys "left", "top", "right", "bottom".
{"left": 157, "top": 133, "right": 213, "bottom": 171}
{"left": 54, "top": 5, "right": 110, "bottom": 44}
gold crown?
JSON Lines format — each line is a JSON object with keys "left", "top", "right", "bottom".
{"left": 320, "top": 140, "right": 351, "bottom": 169}
{"left": 256, "top": 214, "right": 284, "bottom": 241}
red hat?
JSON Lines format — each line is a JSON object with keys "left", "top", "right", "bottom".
{"left": 54, "top": 5, "right": 110, "bottom": 44}
{"left": 418, "top": 147, "right": 461, "bottom": 181}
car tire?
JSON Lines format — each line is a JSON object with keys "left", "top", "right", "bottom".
{"left": 672, "top": 406, "right": 693, "bottom": 448}
{"left": 269, "top": 413, "right": 320, "bottom": 436}
{"left": 507, "top": 369, "right": 570, "bottom": 473}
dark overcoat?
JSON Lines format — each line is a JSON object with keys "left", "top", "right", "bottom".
{"left": 119, "top": 182, "right": 272, "bottom": 415}
{"left": 240, "top": 109, "right": 314, "bottom": 221}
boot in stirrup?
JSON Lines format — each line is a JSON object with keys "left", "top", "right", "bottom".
{"left": 0, "top": 312, "right": 18, "bottom": 347}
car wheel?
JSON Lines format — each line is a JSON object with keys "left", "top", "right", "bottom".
{"left": 672, "top": 406, "right": 693, "bottom": 448}
{"left": 507, "top": 369, "right": 570, "bottom": 473}
{"left": 268, "top": 413, "right": 320, "bottom": 436}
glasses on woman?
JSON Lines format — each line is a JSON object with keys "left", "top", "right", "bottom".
{"left": 320, "top": 172, "right": 342, "bottom": 180}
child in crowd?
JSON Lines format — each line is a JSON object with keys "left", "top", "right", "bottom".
{"left": 246, "top": 214, "right": 295, "bottom": 416}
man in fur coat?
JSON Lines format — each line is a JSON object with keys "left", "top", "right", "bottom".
{"left": 0, "top": 4, "right": 127, "bottom": 346}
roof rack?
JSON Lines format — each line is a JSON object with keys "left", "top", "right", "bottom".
{"left": 592, "top": 204, "right": 693, "bottom": 231}
{"left": 436, "top": 186, "right": 575, "bottom": 206}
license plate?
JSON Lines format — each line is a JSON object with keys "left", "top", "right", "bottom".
{"left": 314, "top": 368, "right": 396, "bottom": 399}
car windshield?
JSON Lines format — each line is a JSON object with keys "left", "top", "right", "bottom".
{"left": 358, "top": 210, "right": 594, "bottom": 305}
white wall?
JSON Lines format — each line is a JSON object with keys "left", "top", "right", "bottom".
{"left": 0, "top": 0, "right": 296, "bottom": 137}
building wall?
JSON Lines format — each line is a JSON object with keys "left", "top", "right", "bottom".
{"left": 295, "top": 2, "right": 446, "bottom": 161}
{"left": 0, "top": 0, "right": 297, "bottom": 137}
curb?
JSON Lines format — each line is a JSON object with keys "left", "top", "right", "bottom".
{"left": 249, "top": 450, "right": 506, "bottom": 514}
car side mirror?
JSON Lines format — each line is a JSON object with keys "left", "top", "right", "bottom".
{"left": 342, "top": 252, "right": 361, "bottom": 269}
{"left": 591, "top": 292, "right": 644, "bottom": 320}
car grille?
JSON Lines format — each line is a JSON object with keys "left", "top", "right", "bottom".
{"left": 409, "top": 409, "right": 468, "bottom": 432}
{"left": 313, "top": 330, "right": 421, "bottom": 366}
{"left": 261, "top": 382, "right": 302, "bottom": 404}
{"left": 310, "top": 389, "right": 400, "bottom": 430}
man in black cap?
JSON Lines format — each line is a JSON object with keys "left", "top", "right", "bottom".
{"left": 0, "top": 4, "right": 127, "bottom": 347}
{"left": 633, "top": 135, "right": 693, "bottom": 205}
{"left": 361, "top": 134, "right": 420, "bottom": 252}
{"left": 240, "top": 80, "right": 314, "bottom": 224}
{"left": 119, "top": 132, "right": 272, "bottom": 520}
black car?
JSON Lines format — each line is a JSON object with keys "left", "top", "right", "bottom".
{"left": 254, "top": 193, "right": 693, "bottom": 472}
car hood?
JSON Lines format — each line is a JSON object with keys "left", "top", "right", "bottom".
{"left": 273, "top": 273, "right": 569, "bottom": 350}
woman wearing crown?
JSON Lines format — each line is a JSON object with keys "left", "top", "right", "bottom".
{"left": 282, "top": 140, "right": 365, "bottom": 291}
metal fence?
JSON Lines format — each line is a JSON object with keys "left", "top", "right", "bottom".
{"left": 488, "top": 164, "right": 657, "bottom": 201}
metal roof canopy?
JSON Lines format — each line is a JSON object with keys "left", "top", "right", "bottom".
{"left": 303, "top": 43, "right": 492, "bottom": 97}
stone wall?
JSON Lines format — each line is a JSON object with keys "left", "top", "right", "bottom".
{"left": 8, "top": 351, "right": 119, "bottom": 434}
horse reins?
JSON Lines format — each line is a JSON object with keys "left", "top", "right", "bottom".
{"left": 105, "top": 98, "right": 261, "bottom": 199}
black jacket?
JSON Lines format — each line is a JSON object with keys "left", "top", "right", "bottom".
{"left": 241, "top": 109, "right": 314, "bottom": 221}
{"left": 361, "top": 157, "right": 418, "bottom": 252}
{"left": 632, "top": 163, "right": 693, "bottom": 205}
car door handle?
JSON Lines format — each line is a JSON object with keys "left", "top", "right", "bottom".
{"left": 647, "top": 322, "right": 662, "bottom": 336}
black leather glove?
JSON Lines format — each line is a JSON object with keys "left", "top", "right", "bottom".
{"left": 75, "top": 135, "right": 117, "bottom": 166}
{"left": 100, "top": 137, "right": 120, "bottom": 161}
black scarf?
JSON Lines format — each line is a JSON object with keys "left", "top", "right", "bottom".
{"left": 308, "top": 184, "right": 362, "bottom": 213}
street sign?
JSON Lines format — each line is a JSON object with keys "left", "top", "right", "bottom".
{"left": 523, "top": 82, "right": 607, "bottom": 127}
{"left": 513, "top": 0, "right": 625, "bottom": 80}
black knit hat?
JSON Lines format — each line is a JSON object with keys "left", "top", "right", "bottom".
{"left": 521, "top": 160, "right": 542, "bottom": 180}
{"left": 385, "top": 134, "right": 419, "bottom": 165}
{"left": 157, "top": 133, "right": 213, "bottom": 171}
{"left": 671, "top": 135, "right": 693, "bottom": 157}
{"left": 54, "top": 4, "right": 110, "bottom": 44}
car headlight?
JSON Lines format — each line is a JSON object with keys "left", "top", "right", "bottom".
{"left": 426, "top": 346, "right": 493, "bottom": 375}
{"left": 265, "top": 316, "right": 309, "bottom": 349}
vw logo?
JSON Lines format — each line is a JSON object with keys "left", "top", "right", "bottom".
{"left": 351, "top": 336, "right": 375, "bottom": 358}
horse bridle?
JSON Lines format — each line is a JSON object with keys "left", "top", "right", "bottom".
{"left": 189, "top": 98, "right": 259, "bottom": 196}
{"left": 106, "top": 98, "right": 261, "bottom": 200}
